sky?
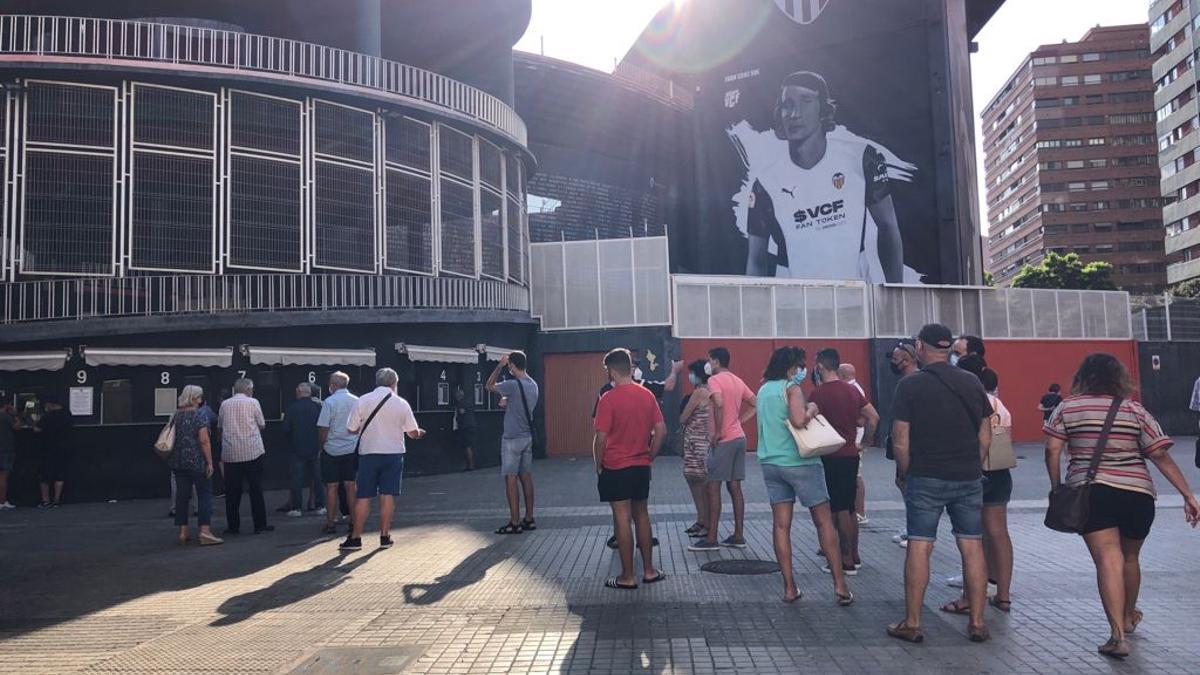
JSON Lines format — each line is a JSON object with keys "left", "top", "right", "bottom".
{"left": 514, "top": 0, "right": 1150, "bottom": 235}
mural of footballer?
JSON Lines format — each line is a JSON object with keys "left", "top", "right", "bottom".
{"left": 731, "top": 71, "right": 919, "bottom": 282}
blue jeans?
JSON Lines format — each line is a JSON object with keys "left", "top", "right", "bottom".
{"left": 289, "top": 454, "right": 324, "bottom": 509}
{"left": 904, "top": 474, "right": 983, "bottom": 542}
{"left": 173, "top": 469, "right": 212, "bottom": 527}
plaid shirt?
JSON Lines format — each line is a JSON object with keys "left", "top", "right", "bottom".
{"left": 218, "top": 394, "right": 266, "bottom": 463}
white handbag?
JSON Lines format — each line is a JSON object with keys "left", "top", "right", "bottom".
{"left": 781, "top": 386, "right": 845, "bottom": 459}
{"left": 154, "top": 415, "right": 176, "bottom": 460}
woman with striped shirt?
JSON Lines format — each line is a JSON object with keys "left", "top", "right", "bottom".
{"left": 1044, "top": 353, "right": 1200, "bottom": 659}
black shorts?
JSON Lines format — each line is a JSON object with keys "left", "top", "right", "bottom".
{"left": 821, "top": 456, "right": 859, "bottom": 513}
{"left": 982, "top": 469, "right": 1013, "bottom": 506}
{"left": 598, "top": 465, "right": 651, "bottom": 503}
{"left": 320, "top": 452, "right": 358, "bottom": 484}
{"left": 458, "top": 426, "right": 477, "bottom": 449}
{"left": 40, "top": 449, "right": 69, "bottom": 482}
{"left": 1083, "top": 484, "right": 1155, "bottom": 540}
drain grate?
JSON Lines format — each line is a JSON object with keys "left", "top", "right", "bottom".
{"left": 287, "top": 647, "right": 424, "bottom": 674}
{"left": 701, "top": 559, "right": 780, "bottom": 575}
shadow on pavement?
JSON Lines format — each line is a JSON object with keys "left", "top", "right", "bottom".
{"left": 401, "top": 540, "right": 512, "bottom": 606}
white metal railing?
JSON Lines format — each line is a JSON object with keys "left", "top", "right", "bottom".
{"left": 0, "top": 273, "right": 529, "bottom": 324}
{"left": 0, "top": 14, "right": 527, "bottom": 147}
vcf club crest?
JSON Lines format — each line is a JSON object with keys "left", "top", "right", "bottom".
{"left": 775, "top": 0, "right": 831, "bottom": 25}
{"left": 832, "top": 172, "right": 845, "bottom": 189}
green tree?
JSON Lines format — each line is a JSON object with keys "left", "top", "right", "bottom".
{"left": 1169, "top": 278, "right": 1200, "bottom": 299}
{"left": 982, "top": 271, "right": 994, "bottom": 287}
{"left": 1010, "top": 251, "right": 1117, "bottom": 291}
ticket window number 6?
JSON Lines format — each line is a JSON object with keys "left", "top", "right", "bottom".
{"left": 308, "top": 371, "right": 316, "bottom": 384}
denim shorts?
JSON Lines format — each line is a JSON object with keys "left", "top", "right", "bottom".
{"left": 904, "top": 474, "right": 983, "bottom": 542}
{"left": 762, "top": 462, "right": 829, "bottom": 508}
{"left": 500, "top": 436, "right": 533, "bottom": 476}
{"left": 356, "top": 453, "right": 404, "bottom": 498}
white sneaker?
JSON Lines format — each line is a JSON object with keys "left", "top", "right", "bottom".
{"left": 286, "top": 509, "right": 303, "bottom": 518}
{"left": 0, "top": 501, "right": 15, "bottom": 510}
{"left": 856, "top": 514, "right": 869, "bottom": 525}
{"left": 315, "top": 507, "right": 327, "bottom": 516}
{"left": 892, "top": 533, "right": 907, "bottom": 545}
{"left": 946, "top": 575, "right": 964, "bottom": 588}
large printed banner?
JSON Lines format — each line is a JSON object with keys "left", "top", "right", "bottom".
{"left": 690, "top": 0, "right": 946, "bottom": 283}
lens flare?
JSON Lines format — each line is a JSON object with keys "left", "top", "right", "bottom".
{"left": 631, "top": 0, "right": 774, "bottom": 75}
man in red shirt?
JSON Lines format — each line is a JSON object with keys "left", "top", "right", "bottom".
{"left": 593, "top": 348, "right": 668, "bottom": 590}
{"left": 808, "top": 348, "right": 879, "bottom": 576}
{"left": 690, "top": 347, "right": 757, "bottom": 552}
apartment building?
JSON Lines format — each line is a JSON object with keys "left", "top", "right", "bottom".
{"left": 983, "top": 25, "right": 1164, "bottom": 293}
{"left": 1151, "top": 0, "right": 1200, "bottom": 285}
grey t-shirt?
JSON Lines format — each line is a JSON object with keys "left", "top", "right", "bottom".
{"left": 496, "top": 376, "right": 539, "bottom": 439}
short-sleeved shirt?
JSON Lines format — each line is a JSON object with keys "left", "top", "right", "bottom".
{"left": 454, "top": 396, "right": 477, "bottom": 430}
{"left": 317, "top": 389, "right": 359, "bottom": 456}
{"left": 1044, "top": 395, "right": 1170, "bottom": 498}
{"left": 708, "top": 370, "right": 754, "bottom": 443}
{"left": 1039, "top": 393, "right": 1063, "bottom": 421}
{"left": 218, "top": 394, "right": 266, "bottom": 463}
{"left": 495, "top": 376, "right": 539, "bottom": 439}
{"left": 39, "top": 409, "right": 74, "bottom": 453}
{"left": 168, "top": 409, "right": 207, "bottom": 473}
{"left": 347, "top": 387, "right": 418, "bottom": 455}
{"left": 809, "top": 380, "right": 867, "bottom": 459}
{"left": 593, "top": 382, "right": 664, "bottom": 470}
{"left": 892, "top": 361, "right": 993, "bottom": 482}
{"left": 756, "top": 380, "right": 816, "bottom": 467}
{"left": 283, "top": 397, "right": 323, "bottom": 458}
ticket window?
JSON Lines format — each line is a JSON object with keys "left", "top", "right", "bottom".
{"left": 101, "top": 380, "right": 133, "bottom": 425}
{"left": 416, "top": 364, "right": 456, "bottom": 411}
{"left": 254, "top": 370, "right": 282, "bottom": 421}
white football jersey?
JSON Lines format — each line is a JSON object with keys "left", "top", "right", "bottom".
{"left": 750, "top": 135, "right": 880, "bottom": 281}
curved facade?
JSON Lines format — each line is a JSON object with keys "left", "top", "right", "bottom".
{"left": 0, "top": 6, "right": 536, "bottom": 500}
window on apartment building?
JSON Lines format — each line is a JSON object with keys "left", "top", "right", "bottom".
{"left": 1060, "top": 54, "right": 1078, "bottom": 64}
{"left": 1043, "top": 224, "right": 1068, "bottom": 235}
{"left": 1061, "top": 76, "right": 1079, "bottom": 86}
{"left": 1081, "top": 53, "right": 1100, "bottom": 62}
{"left": 1083, "top": 74, "right": 1102, "bottom": 85}
{"left": 1073, "top": 246, "right": 1091, "bottom": 254}
{"left": 1034, "top": 77, "right": 1056, "bottom": 86}
{"left": 1066, "top": 160, "right": 1085, "bottom": 169}
{"left": 1090, "top": 181, "right": 1109, "bottom": 190}
{"left": 1035, "top": 98, "right": 1060, "bottom": 108}
{"left": 1093, "top": 223, "right": 1114, "bottom": 232}
{"left": 1069, "top": 203, "right": 1089, "bottom": 212}
{"left": 1032, "top": 56, "right": 1057, "bottom": 65}
{"left": 1088, "top": 159, "right": 1106, "bottom": 168}
{"left": 1087, "top": 138, "right": 1105, "bottom": 146}
{"left": 1068, "top": 182, "right": 1087, "bottom": 192}
{"left": 1109, "top": 70, "right": 1149, "bottom": 82}
{"left": 1071, "top": 223, "right": 1093, "bottom": 234}
{"left": 1095, "top": 244, "right": 1115, "bottom": 253}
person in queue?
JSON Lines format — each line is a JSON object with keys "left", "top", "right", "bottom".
{"left": 678, "top": 359, "right": 713, "bottom": 539}
{"left": 168, "top": 385, "right": 222, "bottom": 546}
{"left": 218, "top": 378, "right": 272, "bottom": 535}
{"left": 1044, "top": 353, "right": 1200, "bottom": 658}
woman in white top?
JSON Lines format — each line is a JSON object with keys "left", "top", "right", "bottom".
{"left": 943, "top": 368, "right": 1015, "bottom": 616}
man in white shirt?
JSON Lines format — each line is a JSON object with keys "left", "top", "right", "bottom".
{"left": 839, "top": 363, "right": 869, "bottom": 526}
{"left": 339, "top": 368, "right": 425, "bottom": 551}
{"left": 218, "top": 378, "right": 272, "bottom": 535}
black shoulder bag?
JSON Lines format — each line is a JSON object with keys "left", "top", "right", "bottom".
{"left": 354, "top": 393, "right": 392, "bottom": 455}
{"left": 924, "top": 368, "right": 983, "bottom": 431}
{"left": 1044, "top": 397, "right": 1122, "bottom": 534}
{"left": 514, "top": 378, "right": 542, "bottom": 454}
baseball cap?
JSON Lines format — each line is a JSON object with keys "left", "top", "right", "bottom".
{"left": 917, "top": 324, "right": 953, "bottom": 350}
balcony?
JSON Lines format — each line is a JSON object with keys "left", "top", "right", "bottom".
{"left": 1168, "top": 256, "right": 1200, "bottom": 284}
{"left": 0, "top": 14, "right": 526, "bottom": 147}
{"left": 0, "top": 273, "right": 530, "bottom": 327}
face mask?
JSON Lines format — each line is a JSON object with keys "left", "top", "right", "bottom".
{"left": 791, "top": 368, "right": 807, "bottom": 385}
{"left": 704, "top": 362, "right": 714, "bottom": 376}
{"left": 949, "top": 354, "right": 960, "bottom": 367}
{"left": 889, "top": 361, "right": 903, "bottom": 376}
{"left": 688, "top": 373, "right": 700, "bottom": 386}
{"left": 633, "top": 367, "right": 643, "bottom": 381}
{"left": 811, "top": 369, "right": 822, "bottom": 386}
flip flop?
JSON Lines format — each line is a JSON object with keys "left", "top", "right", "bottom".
{"left": 495, "top": 522, "right": 523, "bottom": 535}
{"left": 837, "top": 591, "right": 855, "bottom": 607}
{"left": 1098, "top": 638, "right": 1130, "bottom": 658}
{"left": 604, "top": 577, "right": 638, "bottom": 590}
{"left": 1126, "top": 609, "right": 1143, "bottom": 633}
{"left": 940, "top": 599, "right": 971, "bottom": 615}
{"left": 988, "top": 596, "right": 1011, "bottom": 613}
{"left": 887, "top": 620, "right": 924, "bottom": 643}
{"left": 643, "top": 572, "right": 667, "bottom": 585}
{"left": 782, "top": 591, "right": 802, "bottom": 604}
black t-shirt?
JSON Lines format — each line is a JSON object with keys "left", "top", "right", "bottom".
{"left": 1039, "top": 393, "right": 1063, "bottom": 422}
{"left": 892, "top": 361, "right": 992, "bottom": 481}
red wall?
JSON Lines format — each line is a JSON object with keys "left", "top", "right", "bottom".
{"left": 680, "top": 339, "right": 872, "bottom": 450}
{"left": 984, "top": 340, "right": 1141, "bottom": 442}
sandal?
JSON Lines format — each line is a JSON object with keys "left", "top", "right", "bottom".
{"left": 643, "top": 572, "right": 667, "bottom": 584}
{"left": 1126, "top": 609, "right": 1143, "bottom": 633}
{"left": 1098, "top": 638, "right": 1130, "bottom": 658}
{"left": 988, "top": 596, "right": 1012, "bottom": 613}
{"left": 494, "top": 522, "right": 523, "bottom": 535}
{"left": 886, "top": 620, "right": 924, "bottom": 643}
{"left": 967, "top": 623, "right": 990, "bottom": 643}
{"left": 604, "top": 577, "right": 638, "bottom": 590}
{"left": 521, "top": 518, "right": 537, "bottom": 531}
{"left": 940, "top": 599, "right": 971, "bottom": 615}
{"left": 837, "top": 591, "right": 855, "bottom": 607}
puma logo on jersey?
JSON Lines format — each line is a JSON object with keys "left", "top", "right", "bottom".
{"left": 793, "top": 199, "right": 845, "bottom": 224}
{"left": 781, "top": 187, "right": 796, "bottom": 197}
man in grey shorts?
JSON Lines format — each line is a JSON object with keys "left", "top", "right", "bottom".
{"left": 690, "top": 347, "right": 756, "bottom": 551}
{"left": 487, "top": 351, "right": 539, "bottom": 535}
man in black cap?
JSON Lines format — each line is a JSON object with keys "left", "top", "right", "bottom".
{"left": 886, "top": 324, "right": 993, "bottom": 645}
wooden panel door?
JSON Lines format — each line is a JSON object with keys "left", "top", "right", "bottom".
{"left": 543, "top": 352, "right": 609, "bottom": 457}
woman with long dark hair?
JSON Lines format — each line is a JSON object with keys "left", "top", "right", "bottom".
{"left": 756, "top": 346, "right": 853, "bottom": 606}
{"left": 1044, "top": 353, "right": 1199, "bottom": 658}
{"left": 679, "top": 359, "right": 713, "bottom": 537}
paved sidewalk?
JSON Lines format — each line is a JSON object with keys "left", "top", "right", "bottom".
{"left": 1, "top": 448, "right": 1199, "bottom": 674}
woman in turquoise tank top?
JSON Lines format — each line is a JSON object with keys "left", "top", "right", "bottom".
{"left": 757, "top": 346, "right": 854, "bottom": 606}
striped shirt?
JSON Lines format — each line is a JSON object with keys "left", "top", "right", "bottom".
{"left": 1043, "top": 394, "right": 1171, "bottom": 498}
{"left": 218, "top": 394, "right": 266, "bottom": 463}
